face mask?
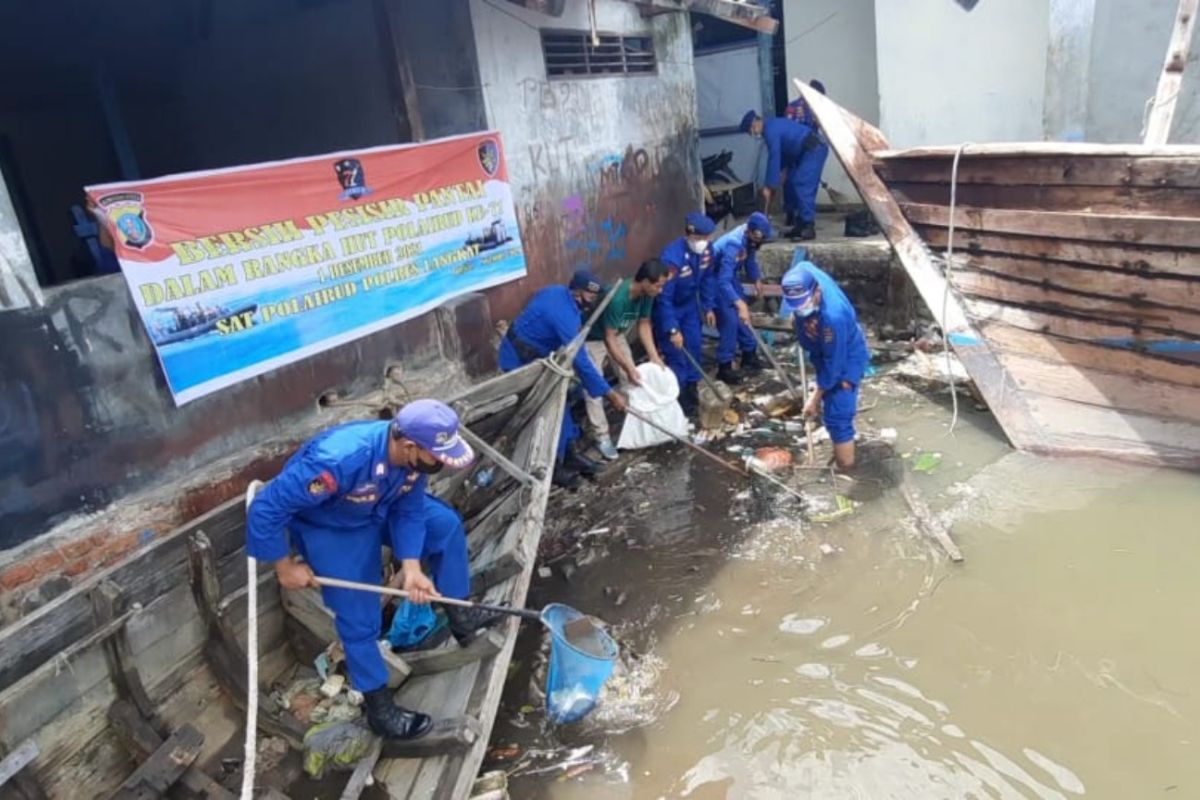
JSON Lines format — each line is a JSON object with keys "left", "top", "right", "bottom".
{"left": 687, "top": 239, "right": 709, "bottom": 254}
{"left": 413, "top": 457, "right": 444, "bottom": 475}
{"left": 747, "top": 240, "right": 762, "bottom": 252}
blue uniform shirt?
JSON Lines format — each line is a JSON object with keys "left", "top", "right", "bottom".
{"left": 792, "top": 265, "right": 870, "bottom": 391}
{"left": 763, "top": 117, "right": 814, "bottom": 188}
{"left": 656, "top": 236, "right": 711, "bottom": 332}
{"left": 247, "top": 421, "right": 429, "bottom": 563}
{"left": 712, "top": 224, "right": 763, "bottom": 307}
{"left": 499, "top": 284, "right": 610, "bottom": 398}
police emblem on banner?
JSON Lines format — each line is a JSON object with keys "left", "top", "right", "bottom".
{"left": 477, "top": 139, "right": 499, "bottom": 177}
{"left": 97, "top": 192, "right": 153, "bottom": 249}
{"left": 333, "top": 158, "right": 373, "bottom": 201}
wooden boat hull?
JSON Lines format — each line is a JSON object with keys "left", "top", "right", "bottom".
{"left": 797, "top": 81, "right": 1200, "bottom": 469}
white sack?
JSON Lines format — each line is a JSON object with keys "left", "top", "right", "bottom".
{"left": 617, "top": 363, "right": 688, "bottom": 450}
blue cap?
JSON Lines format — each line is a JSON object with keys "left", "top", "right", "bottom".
{"left": 739, "top": 110, "right": 759, "bottom": 133}
{"left": 747, "top": 211, "right": 773, "bottom": 240}
{"left": 393, "top": 399, "right": 476, "bottom": 469}
{"left": 684, "top": 212, "right": 716, "bottom": 236}
{"left": 781, "top": 262, "right": 819, "bottom": 318}
{"left": 569, "top": 269, "right": 604, "bottom": 294}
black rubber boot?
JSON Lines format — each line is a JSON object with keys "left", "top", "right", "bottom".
{"left": 679, "top": 382, "right": 700, "bottom": 417}
{"left": 740, "top": 350, "right": 765, "bottom": 375}
{"left": 363, "top": 688, "right": 433, "bottom": 740}
{"left": 552, "top": 463, "right": 581, "bottom": 490}
{"left": 785, "top": 210, "right": 796, "bottom": 227}
{"left": 445, "top": 604, "right": 505, "bottom": 646}
{"left": 564, "top": 449, "right": 600, "bottom": 478}
{"left": 798, "top": 222, "right": 817, "bottom": 240}
{"left": 716, "top": 362, "right": 742, "bottom": 385}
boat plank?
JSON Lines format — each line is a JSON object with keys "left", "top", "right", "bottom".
{"left": 952, "top": 270, "right": 1200, "bottom": 338}
{"left": 966, "top": 297, "right": 1200, "bottom": 349}
{"left": 919, "top": 226, "right": 1200, "bottom": 279}
{"left": 996, "top": 350, "right": 1200, "bottom": 424}
{"left": 890, "top": 181, "right": 1200, "bottom": 217}
{"left": 980, "top": 321, "right": 1200, "bottom": 389}
{"left": 876, "top": 155, "right": 1200, "bottom": 188}
{"left": 901, "top": 202, "right": 1200, "bottom": 249}
{"left": 875, "top": 142, "right": 1200, "bottom": 159}
{"left": 1020, "top": 393, "right": 1200, "bottom": 468}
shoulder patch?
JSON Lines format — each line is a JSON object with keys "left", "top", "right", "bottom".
{"left": 823, "top": 326, "right": 835, "bottom": 343}
{"left": 308, "top": 470, "right": 338, "bottom": 496}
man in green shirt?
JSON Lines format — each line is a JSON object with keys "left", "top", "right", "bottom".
{"left": 585, "top": 259, "right": 669, "bottom": 459}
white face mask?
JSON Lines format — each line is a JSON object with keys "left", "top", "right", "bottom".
{"left": 687, "top": 238, "right": 709, "bottom": 254}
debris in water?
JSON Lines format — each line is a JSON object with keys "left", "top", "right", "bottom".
{"left": 913, "top": 452, "right": 943, "bottom": 473}
{"left": 879, "top": 427, "right": 898, "bottom": 443}
{"left": 753, "top": 447, "right": 793, "bottom": 471}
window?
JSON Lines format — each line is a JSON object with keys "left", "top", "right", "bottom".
{"left": 540, "top": 30, "right": 657, "bottom": 79}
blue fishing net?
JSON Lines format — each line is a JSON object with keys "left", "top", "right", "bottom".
{"left": 543, "top": 603, "right": 619, "bottom": 724}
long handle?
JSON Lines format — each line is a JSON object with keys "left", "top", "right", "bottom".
{"left": 797, "top": 345, "right": 817, "bottom": 465}
{"left": 679, "top": 345, "right": 729, "bottom": 400}
{"left": 749, "top": 325, "right": 802, "bottom": 404}
{"left": 312, "top": 576, "right": 542, "bottom": 622}
{"left": 625, "top": 406, "right": 748, "bottom": 478}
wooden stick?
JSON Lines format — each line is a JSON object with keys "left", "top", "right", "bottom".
{"left": 897, "top": 471, "right": 964, "bottom": 562}
{"left": 1144, "top": 0, "right": 1199, "bottom": 145}
{"left": 749, "top": 325, "right": 802, "bottom": 403}
{"left": 795, "top": 344, "right": 818, "bottom": 466}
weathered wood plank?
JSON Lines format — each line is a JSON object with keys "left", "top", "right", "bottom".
{"left": 469, "top": 549, "right": 524, "bottom": 596}
{"left": 951, "top": 270, "right": 1200, "bottom": 338}
{"left": 1144, "top": 0, "right": 1200, "bottom": 145}
{"left": 997, "top": 350, "right": 1200, "bottom": 424}
{"left": 109, "top": 723, "right": 203, "bottom": 800}
{"left": 108, "top": 701, "right": 234, "bottom": 800}
{"left": 875, "top": 142, "right": 1200, "bottom": 159}
{"left": 403, "top": 629, "right": 505, "bottom": 677}
{"left": 0, "top": 497, "right": 246, "bottom": 695}
{"left": 339, "top": 734, "right": 383, "bottom": 800}
{"left": 919, "top": 225, "right": 1200, "bottom": 279}
{"left": 91, "top": 581, "right": 162, "bottom": 732}
{"left": 981, "top": 320, "right": 1200, "bottom": 390}
{"left": 901, "top": 202, "right": 1200, "bottom": 249}
{"left": 966, "top": 297, "right": 1200, "bottom": 350}
{"left": 0, "top": 739, "right": 39, "bottom": 790}
{"left": 890, "top": 181, "right": 1200, "bottom": 217}
{"left": 876, "top": 155, "right": 1200, "bottom": 189}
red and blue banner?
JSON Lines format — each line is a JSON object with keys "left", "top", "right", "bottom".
{"left": 87, "top": 132, "right": 526, "bottom": 405}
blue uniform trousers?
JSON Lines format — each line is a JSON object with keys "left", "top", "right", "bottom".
{"left": 714, "top": 300, "right": 757, "bottom": 364}
{"left": 787, "top": 143, "right": 830, "bottom": 224}
{"left": 655, "top": 304, "right": 703, "bottom": 386}
{"left": 822, "top": 381, "right": 859, "bottom": 445}
{"left": 294, "top": 494, "right": 469, "bottom": 692}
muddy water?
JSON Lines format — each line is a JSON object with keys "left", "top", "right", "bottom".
{"left": 493, "top": 384, "right": 1200, "bottom": 799}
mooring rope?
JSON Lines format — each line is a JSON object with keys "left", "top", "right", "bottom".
{"left": 942, "top": 142, "right": 972, "bottom": 436}
{"left": 241, "top": 482, "right": 264, "bottom": 800}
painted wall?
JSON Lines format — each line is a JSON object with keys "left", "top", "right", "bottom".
{"left": 783, "top": 0, "right": 880, "bottom": 196}
{"left": 873, "top": 0, "right": 1049, "bottom": 147}
{"left": 695, "top": 43, "right": 763, "bottom": 192}
{"left": 1043, "top": 0, "right": 1096, "bottom": 142}
{"left": 1086, "top": 0, "right": 1200, "bottom": 143}
{"left": 469, "top": 0, "right": 702, "bottom": 316}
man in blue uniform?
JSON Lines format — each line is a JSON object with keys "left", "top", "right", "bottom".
{"left": 780, "top": 260, "right": 870, "bottom": 469}
{"left": 741, "top": 104, "right": 827, "bottom": 241}
{"left": 782, "top": 80, "right": 832, "bottom": 239}
{"left": 498, "top": 269, "right": 627, "bottom": 487}
{"left": 654, "top": 212, "right": 716, "bottom": 417}
{"left": 709, "top": 212, "right": 770, "bottom": 385}
{"left": 246, "top": 399, "right": 500, "bottom": 740}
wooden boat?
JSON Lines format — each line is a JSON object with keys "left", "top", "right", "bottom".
{"left": 796, "top": 81, "right": 1200, "bottom": 469}
{"left": 0, "top": 351, "right": 573, "bottom": 798}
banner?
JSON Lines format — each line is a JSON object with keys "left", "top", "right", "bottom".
{"left": 86, "top": 132, "right": 526, "bottom": 405}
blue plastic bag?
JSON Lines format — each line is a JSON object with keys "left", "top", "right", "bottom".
{"left": 385, "top": 600, "right": 440, "bottom": 650}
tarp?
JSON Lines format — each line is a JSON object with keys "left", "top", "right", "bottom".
{"left": 86, "top": 132, "right": 527, "bottom": 405}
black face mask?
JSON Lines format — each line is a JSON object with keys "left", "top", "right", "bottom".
{"left": 413, "top": 459, "right": 444, "bottom": 475}
{"left": 747, "top": 240, "right": 762, "bottom": 252}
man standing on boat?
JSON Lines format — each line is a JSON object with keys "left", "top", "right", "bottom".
{"left": 780, "top": 261, "right": 870, "bottom": 469}
{"left": 246, "top": 400, "right": 501, "bottom": 740}
{"left": 583, "top": 259, "right": 670, "bottom": 457}
{"left": 709, "top": 212, "right": 771, "bottom": 385}
{"left": 654, "top": 212, "right": 716, "bottom": 418}
{"left": 498, "top": 269, "right": 627, "bottom": 487}
{"left": 740, "top": 103, "right": 827, "bottom": 241}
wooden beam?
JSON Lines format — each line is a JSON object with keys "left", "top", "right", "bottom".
{"left": 0, "top": 740, "right": 39, "bottom": 790}
{"left": 339, "top": 735, "right": 382, "bottom": 800}
{"left": 91, "top": 580, "right": 162, "bottom": 732}
{"left": 888, "top": 181, "right": 1200, "bottom": 217}
{"left": 403, "top": 629, "right": 506, "bottom": 677}
{"left": 628, "top": 0, "right": 778, "bottom": 33}
{"left": 108, "top": 701, "right": 235, "bottom": 800}
{"left": 1144, "top": 0, "right": 1200, "bottom": 145}
{"left": 109, "top": 723, "right": 203, "bottom": 800}
{"left": 875, "top": 154, "right": 1200, "bottom": 189}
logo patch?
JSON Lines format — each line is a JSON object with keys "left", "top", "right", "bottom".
{"left": 98, "top": 192, "right": 153, "bottom": 249}
{"left": 307, "top": 470, "right": 338, "bottom": 496}
{"left": 375, "top": 462, "right": 387, "bottom": 478}
{"left": 678, "top": 266, "right": 692, "bottom": 278}
{"left": 333, "top": 158, "right": 373, "bottom": 201}
{"left": 823, "top": 326, "right": 835, "bottom": 343}
{"left": 477, "top": 139, "right": 500, "bottom": 176}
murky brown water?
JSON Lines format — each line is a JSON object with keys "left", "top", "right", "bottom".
{"left": 492, "top": 383, "right": 1200, "bottom": 799}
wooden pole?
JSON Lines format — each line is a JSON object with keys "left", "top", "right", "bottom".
{"left": 1144, "top": 0, "right": 1199, "bottom": 145}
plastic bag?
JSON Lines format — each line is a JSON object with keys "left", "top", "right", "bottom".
{"left": 385, "top": 599, "right": 439, "bottom": 649}
{"left": 616, "top": 363, "right": 688, "bottom": 450}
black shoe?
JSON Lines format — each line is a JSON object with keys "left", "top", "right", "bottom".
{"left": 679, "top": 382, "right": 700, "bottom": 417}
{"left": 716, "top": 362, "right": 742, "bottom": 385}
{"left": 564, "top": 450, "right": 599, "bottom": 478}
{"left": 740, "top": 351, "right": 765, "bottom": 374}
{"left": 445, "top": 604, "right": 505, "bottom": 646}
{"left": 552, "top": 464, "right": 581, "bottom": 489}
{"left": 785, "top": 211, "right": 796, "bottom": 227}
{"left": 798, "top": 223, "right": 817, "bottom": 240}
{"left": 363, "top": 688, "right": 432, "bottom": 740}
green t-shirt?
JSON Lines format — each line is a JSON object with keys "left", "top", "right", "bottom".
{"left": 587, "top": 278, "right": 654, "bottom": 341}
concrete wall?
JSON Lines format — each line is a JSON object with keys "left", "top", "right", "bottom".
{"left": 0, "top": 178, "right": 40, "bottom": 310}
{"left": 873, "top": 0, "right": 1049, "bottom": 147}
{"left": 1043, "top": 0, "right": 1096, "bottom": 142}
{"left": 696, "top": 43, "right": 763, "bottom": 191}
{"left": 469, "top": 0, "right": 702, "bottom": 316}
{"left": 1087, "top": 0, "right": 1200, "bottom": 143}
{"left": 783, "top": 0, "right": 880, "bottom": 196}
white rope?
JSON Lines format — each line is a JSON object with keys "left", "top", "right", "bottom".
{"left": 241, "top": 481, "right": 264, "bottom": 800}
{"left": 942, "top": 142, "right": 972, "bottom": 436}
{"left": 539, "top": 355, "right": 575, "bottom": 380}
{"left": 1140, "top": 87, "right": 1182, "bottom": 140}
